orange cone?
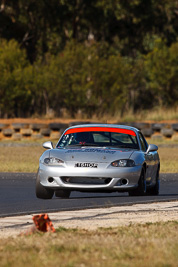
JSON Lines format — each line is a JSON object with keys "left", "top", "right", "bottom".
{"left": 32, "top": 214, "right": 55, "bottom": 233}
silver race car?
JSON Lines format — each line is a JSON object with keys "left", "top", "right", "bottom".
{"left": 36, "top": 124, "right": 160, "bottom": 199}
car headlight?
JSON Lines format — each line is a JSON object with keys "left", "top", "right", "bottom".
{"left": 111, "top": 159, "right": 135, "bottom": 167}
{"left": 44, "top": 157, "right": 64, "bottom": 165}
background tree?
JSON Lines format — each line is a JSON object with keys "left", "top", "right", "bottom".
{"left": 0, "top": 39, "right": 30, "bottom": 117}
{"left": 145, "top": 40, "right": 178, "bottom": 107}
{"left": 0, "top": 1, "right": 177, "bottom": 118}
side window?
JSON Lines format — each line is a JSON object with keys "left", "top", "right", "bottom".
{"left": 139, "top": 132, "right": 147, "bottom": 152}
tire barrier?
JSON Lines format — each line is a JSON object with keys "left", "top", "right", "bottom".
{"left": 0, "top": 120, "right": 178, "bottom": 140}
{"left": 172, "top": 123, "right": 178, "bottom": 131}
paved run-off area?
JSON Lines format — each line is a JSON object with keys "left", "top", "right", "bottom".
{"left": 0, "top": 201, "right": 178, "bottom": 238}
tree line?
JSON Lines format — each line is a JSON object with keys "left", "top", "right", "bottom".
{"left": 0, "top": 0, "right": 178, "bottom": 118}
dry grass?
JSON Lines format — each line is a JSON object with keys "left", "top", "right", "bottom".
{"left": 158, "top": 146, "right": 178, "bottom": 173}
{"left": 98, "top": 107, "right": 178, "bottom": 123}
{"left": 1, "top": 107, "right": 177, "bottom": 124}
{"left": 0, "top": 146, "right": 44, "bottom": 173}
{"left": 0, "top": 142, "right": 177, "bottom": 173}
{"left": 0, "top": 221, "right": 178, "bottom": 267}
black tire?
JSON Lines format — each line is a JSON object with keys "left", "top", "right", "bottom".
{"left": 161, "top": 128, "right": 173, "bottom": 137}
{"left": 146, "top": 169, "right": 160, "bottom": 196}
{"left": 49, "top": 123, "right": 68, "bottom": 130}
{"left": 30, "top": 123, "right": 48, "bottom": 130}
{"left": 0, "top": 123, "right": 9, "bottom": 130}
{"left": 55, "top": 190, "right": 71, "bottom": 198}
{"left": 151, "top": 123, "right": 165, "bottom": 132}
{"left": 12, "top": 123, "right": 28, "bottom": 130}
{"left": 2, "top": 128, "right": 14, "bottom": 137}
{"left": 129, "top": 168, "right": 146, "bottom": 196}
{"left": 36, "top": 174, "right": 54, "bottom": 199}
{"left": 172, "top": 123, "right": 178, "bottom": 131}
{"left": 141, "top": 128, "right": 153, "bottom": 138}
{"left": 40, "top": 128, "right": 51, "bottom": 136}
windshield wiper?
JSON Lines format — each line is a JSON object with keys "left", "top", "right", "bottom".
{"left": 65, "top": 143, "right": 106, "bottom": 148}
{"left": 65, "top": 144, "right": 84, "bottom": 147}
{"left": 64, "top": 143, "right": 99, "bottom": 148}
{"left": 81, "top": 143, "right": 101, "bottom": 147}
{"left": 110, "top": 144, "right": 138, "bottom": 149}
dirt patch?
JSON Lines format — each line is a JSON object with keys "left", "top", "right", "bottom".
{"left": 0, "top": 118, "right": 94, "bottom": 125}
{"left": 0, "top": 118, "right": 178, "bottom": 125}
{"left": 0, "top": 201, "right": 178, "bottom": 238}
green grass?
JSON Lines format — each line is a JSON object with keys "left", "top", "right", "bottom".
{"left": 0, "top": 141, "right": 177, "bottom": 173}
{"left": 0, "top": 221, "right": 178, "bottom": 267}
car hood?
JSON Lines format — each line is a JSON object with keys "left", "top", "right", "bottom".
{"left": 49, "top": 147, "right": 134, "bottom": 162}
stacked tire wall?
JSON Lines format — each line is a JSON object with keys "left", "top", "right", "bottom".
{"left": 0, "top": 121, "right": 178, "bottom": 141}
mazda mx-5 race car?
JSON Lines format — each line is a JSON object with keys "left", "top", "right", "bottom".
{"left": 36, "top": 124, "right": 160, "bottom": 199}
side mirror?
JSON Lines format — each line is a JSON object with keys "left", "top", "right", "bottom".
{"left": 146, "top": 144, "right": 158, "bottom": 153}
{"left": 43, "top": 141, "right": 53, "bottom": 149}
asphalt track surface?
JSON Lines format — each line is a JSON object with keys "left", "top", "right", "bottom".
{"left": 0, "top": 173, "right": 178, "bottom": 217}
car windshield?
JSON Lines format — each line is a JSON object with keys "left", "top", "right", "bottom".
{"left": 57, "top": 127, "right": 139, "bottom": 150}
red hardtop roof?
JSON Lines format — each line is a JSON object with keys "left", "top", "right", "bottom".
{"left": 65, "top": 126, "right": 136, "bottom": 136}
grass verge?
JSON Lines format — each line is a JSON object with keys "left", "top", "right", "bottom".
{"left": 0, "top": 221, "right": 178, "bottom": 267}
{"left": 0, "top": 146, "right": 44, "bottom": 173}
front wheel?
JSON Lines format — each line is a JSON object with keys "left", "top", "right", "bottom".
{"left": 147, "top": 168, "right": 160, "bottom": 195}
{"left": 36, "top": 174, "right": 54, "bottom": 199}
{"left": 129, "top": 168, "right": 146, "bottom": 196}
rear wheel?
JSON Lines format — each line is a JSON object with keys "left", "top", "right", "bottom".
{"left": 129, "top": 168, "right": 146, "bottom": 196}
{"left": 36, "top": 174, "right": 54, "bottom": 199}
{"left": 147, "top": 168, "right": 160, "bottom": 195}
{"left": 55, "top": 190, "right": 71, "bottom": 198}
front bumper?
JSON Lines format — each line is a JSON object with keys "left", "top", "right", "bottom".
{"left": 38, "top": 163, "right": 142, "bottom": 192}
